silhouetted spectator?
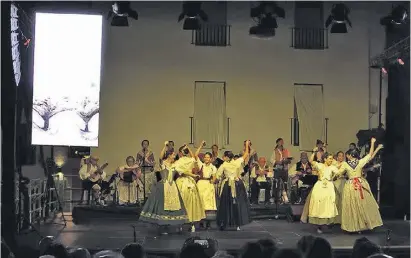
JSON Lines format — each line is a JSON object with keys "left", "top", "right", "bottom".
{"left": 69, "top": 248, "right": 91, "bottom": 258}
{"left": 273, "top": 249, "right": 302, "bottom": 258}
{"left": 352, "top": 237, "right": 381, "bottom": 258}
{"left": 43, "top": 242, "right": 70, "bottom": 258}
{"left": 93, "top": 250, "right": 123, "bottom": 258}
{"left": 257, "top": 239, "right": 278, "bottom": 258}
{"left": 297, "top": 235, "right": 317, "bottom": 256}
{"left": 367, "top": 254, "right": 393, "bottom": 258}
{"left": 180, "top": 243, "right": 208, "bottom": 258}
{"left": 121, "top": 243, "right": 145, "bottom": 258}
{"left": 306, "top": 237, "right": 333, "bottom": 258}
{"left": 240, "top": 242, "right": 264, "bottom": 258}
{"left": 212, "top": 251, "right": 234, "bottom": 258}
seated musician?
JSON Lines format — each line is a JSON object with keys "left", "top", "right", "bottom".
{"left": 250, "top": 157, "right": 272, "bottom": 204}
{"left": 79, "top": 156, "right": 108, "bottom": 205}
{"left": 289, "top": 152, "right": 313, "bottom": 204}
{"left": 116, "top": 156, "right": 141, "bottom": 205}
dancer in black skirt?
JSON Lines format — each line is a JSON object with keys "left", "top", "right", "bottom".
{"left": 216, "top": 140, "right": 251, "bottom": 231}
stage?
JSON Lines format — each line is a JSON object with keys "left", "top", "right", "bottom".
{"left": 16, "top": 208, "right": 410, "bottom": 258}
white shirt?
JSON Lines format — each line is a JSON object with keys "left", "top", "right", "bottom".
{"left": 217, "top": 157, "right": 244, "bottom": 179}
{"left": 173, "top": 156, "right": 196, "bottom": 174}
{"left": 313, "top": 163, "right": 338, "bottom": 181}
{"left": 197, "top": 160, "right": 217, "bottom": 179}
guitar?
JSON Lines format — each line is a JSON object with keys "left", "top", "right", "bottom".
{"left": 362, "top": 164, "right": 381, "bottom": 178}
{"left": 80, "top": 162, "right": 109, "bottom": 182}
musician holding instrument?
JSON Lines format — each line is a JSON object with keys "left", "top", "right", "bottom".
{"left": 136, "top": 140, "right": 156, "bottom": 198}
{"left": 79, "top": 156, "right": 108, "bottom": 205}
{"left": 270, "top": 138, "right": 291, "bottom": 204}
{"left": 194, "top": 140, "right": 217, "bottom": 229}
{"left": 250, "top": 157, "right": 272, "bottom": 205}
{"left": 116, "top": 156, "right": 142, "bottom": 205}
{"left": 288, "top": 152, "right": 313, "bottom": 204}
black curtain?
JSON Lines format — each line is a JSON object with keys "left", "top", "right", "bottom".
{"left": 1, "top": 1, "right": 17, "bottom": 251}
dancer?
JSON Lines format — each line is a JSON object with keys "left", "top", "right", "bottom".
{"left": 174, "top": 144, "right": 206, "bottom": 232}
{"left": 139, "top": 143, "right": 188, "bottom": 233}
{"left": 136, "top": 140, "right": 155, "bottom": 198}
{"left": 216, "top": 140, "right": 251, "bottom": 231}
{"left": 333, "top": 151, "right": 346, "bottom": 224}
{"left": 116, "top": 156, "right": 141, "bottom": 205}
{"left": 338, "top": 138, "right": 383, "bottom": 233}
{"left": 194, "top": 141, "right": 218, "bottom": 228}
{"left": 301, "top": 151, "right": 339, "bottom": 234}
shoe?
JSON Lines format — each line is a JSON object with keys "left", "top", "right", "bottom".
{"left": 191, "top": 225, "right": 195, "bottom": 232}
{"left": 237, "top": 227, "right": 241, "bottom": 231}
{"left": 317, "top": 228, "right": 323, "bottom": 234}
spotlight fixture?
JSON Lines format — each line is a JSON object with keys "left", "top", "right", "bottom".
{"left": 178, "top": 2, "right": 208, "bottom": 30}
{"left": 107, "top": 1, "right": 138, "bottom": 27}
{"left": 325, "top": 3, "right": 352, "bottom": 33}
{"left": 381, "top": 5, "right": 408, "bottom": 26}
{"left": 249, "top": 2, "right": 285, "bottom": 38}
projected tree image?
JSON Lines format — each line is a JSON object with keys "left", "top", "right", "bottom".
{"left": 33, "top": 97, "right": 71, "bottom": 131}
{"left": 76, "top": 96, "right": 99, "bottom": 132}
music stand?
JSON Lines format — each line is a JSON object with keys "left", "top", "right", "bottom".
{"left": 122, "top": 171, "right": 133, "bottom": 205}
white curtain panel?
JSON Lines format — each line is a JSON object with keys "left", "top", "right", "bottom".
{"left": 294, "top": 85, "right": 325, "bottom": 151}
{"left": 193, "top": 82, "right": 227, "bottom": 148}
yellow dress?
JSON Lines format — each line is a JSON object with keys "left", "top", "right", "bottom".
{"left": 301, "top": 163, "right": 338, "bottom": 225}
{"left": 339, "top": 155, "right": 383, "bottom": 232}
{"left": 332, "top": 160, "right": 346, "bottom": 224}
{"left": 196, "top": 160, "right": 217, "bottom": 211}
{"left": 174, "top": 156, "right": 206, "bottom": 222}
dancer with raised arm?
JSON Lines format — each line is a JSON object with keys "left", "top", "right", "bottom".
{"left": 337, "top": 138, "right": 383, "bottom": 233}
{"left": 333, "top": 151, "right": 346, "bottom": 224}
{"left": 139, "top": 142, "right": 188, "bottom": 234}
{"left": 216, "top": 140, "right": 251, "bottom": 231}
{"left": 194, "top": 140, "right": 218, "bottom": 229}
{"left": 301, "top": 151, "right": 339, "bottom": 234}
{"left": 174, "top": 144, "right": 205, "bottom": 232}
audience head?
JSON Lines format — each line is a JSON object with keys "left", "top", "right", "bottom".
{"left": 180, "top": 243, "right": 208, "bottom": 258}
{"left": 212, "top": 251, "right": 234, "bottom": 258}
{"left": 240, "top": 242, "right": 264, "bottom": 258}
{"left": 273, "top": 249, "right": 302, "bottom": 258}
{"left": 42, "top": 242, "right": 69, "bottom": 258}
{"left": 306, "top": 237, "right": 332, "bottom": 258}
{"left": 182, "top": 237, "right": 217, "bottom": 258}
{"left": 296, "top": 235, "right": 317, "bottom": 256}
{"left": 121, "top": 243, "right": 145, "bottom": 258}
{"left": 93, "top": 250, "right": 123, "bottom": 258}
{"left": 352, "top": 237, "right": 381, "bottom": 258}
{"left": 69, "top": 248, "right": 91, "bottom": 258}
{"left": 257, "top": 239, "right": 278, "bottom": 258}
{"left": 367, "top": 254, "right": 393, "bottom": 258}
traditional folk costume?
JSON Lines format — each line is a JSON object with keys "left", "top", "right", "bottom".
{"left": 332, "top": 160, "right": 346, "bottom": 224}
{"left": 136, "top": 149, "right": 155, "bottom": 198}
{"left": 270, "top": 147, "right": 291, "bottom": 203}
{"left": 196, "top": 160, "right": 217, "bottom": 221}
{"left": 240, "top": 149, "right": 257, "bottom": 195}
{"left": 139, "top": 160, "right": 188, "bottom": 226}
{"left": 117, "top": 165, "right": 142, "bottom": 205}
{"left": 174, "top": 156, "right": 206, "bottom": 224}
{"left": 250, "top": 161, "right": 273, "bottom": 204}
{"left": 79, "top": 162, "right": 107, "bottom": 204}
{"left": 338, "top": 154, "right": 383, "bottom": 232}
{"left": 301, "top": 163, "right": 338, "bottom": 226}
{"left": 216, "top": 157, "right": 251, "bottom": 229}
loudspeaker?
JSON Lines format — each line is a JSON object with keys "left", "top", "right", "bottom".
{"left": 286, "top": 204, "right": 304, "bottom": 222}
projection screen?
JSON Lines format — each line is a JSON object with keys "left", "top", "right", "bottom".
{"left": 32, "top": 13, "right": 103, "bottom": 147}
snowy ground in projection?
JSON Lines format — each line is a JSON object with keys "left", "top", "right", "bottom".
{"left": 32, "top": 111, "right": 99, "bottom": 147}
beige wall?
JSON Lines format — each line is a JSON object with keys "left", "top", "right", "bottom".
{"left": 92, "top": 2, "right": 390, "bottom": 173}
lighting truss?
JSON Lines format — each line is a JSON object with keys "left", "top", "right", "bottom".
{"left": 370, "top": 36, "right": 410, "bottom": 68}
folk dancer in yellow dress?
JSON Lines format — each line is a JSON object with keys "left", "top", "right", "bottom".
{"left": 116, "top": 156, "right": 141, "bottom": 205}
{"left": 139, "top": 143, "right": 188, "bottom": 234}
{"left": 216, "top": 140, "right": 251, "bottom": 231}
{"left": 78, "top": 156, "right": 108, "bottom": 205}
{"left": 337, "top": 138, "right": 383, "bottom": 233}
{"left": 194, "top": 140, "right": 218, "bottom": 229}
{"left": 301, "top": 151, "right": 339, "bottom": 234}
{"left": 174, "top": 144, "right": 206, "bottom": 232}
{"left": 136, "top": 140, "right": 156, "bottom": 199}
{"left": 332, "top": 151, "right": 347, "bottom": 224}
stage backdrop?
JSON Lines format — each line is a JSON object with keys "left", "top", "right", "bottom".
{"left": 91, "top": 2, "right": 390, "bottom": 173}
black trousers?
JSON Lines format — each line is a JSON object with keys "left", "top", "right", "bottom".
{"left": 251, "top": 179, "right": 271, "bottom": 203}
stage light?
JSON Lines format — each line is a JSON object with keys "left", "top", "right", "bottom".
{"left": 249, "top": 2, "right": 285, "bottom": 38}
{"left": 381, "top": 5, "right": 408, "bottom": 26}
{"left": 397, "top": 58, "right": 405, "bottom": 65}
{"left": 178, "top": 2, "right": 208, "bottom": 30}
{"left": 325, "top": 3, "right": 352, "bottom": 33}
{"left": 107, "top": 1, "right": 138, "bottom": 27}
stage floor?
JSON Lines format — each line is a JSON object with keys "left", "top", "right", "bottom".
{"left": 17, "top": 213, "right": 410, "bottom": 257}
